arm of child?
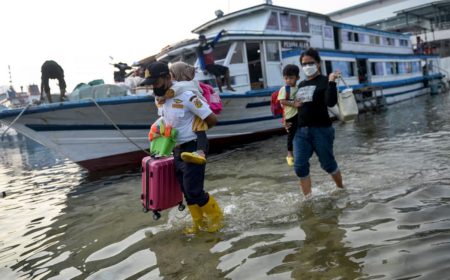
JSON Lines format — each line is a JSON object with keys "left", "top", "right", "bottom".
{"left": 280, "top": 99, "right": 302, "bottom": 108}
{"left": 186, "top": 92, "right": 216, "bottom": 128}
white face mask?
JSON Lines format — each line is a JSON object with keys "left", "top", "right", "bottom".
{"left": 302, "top": 64, "right": 318, "bottom": 77}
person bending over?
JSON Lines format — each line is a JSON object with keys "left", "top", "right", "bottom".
{"left": 40, "top": 60, "right": 66, "bottom": 103}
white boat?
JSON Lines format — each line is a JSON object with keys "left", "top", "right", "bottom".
{"left": 0, "top": 3, "right": 445, "bottom": 172}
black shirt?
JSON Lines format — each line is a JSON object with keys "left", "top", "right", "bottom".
{"left": 41, "top": 60, "right": 64, "bottom": 79}
{"left": 297, "top": 75, "right": 337, "bottom": 127}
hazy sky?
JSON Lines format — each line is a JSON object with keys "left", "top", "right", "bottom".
{"left": 0, "top": 0, "right": 367, "bottom": 92}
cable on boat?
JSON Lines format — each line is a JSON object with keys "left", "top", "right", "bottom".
{"left": 89, "top": 98, "right": 151, "bottom": 156}
{"left": 1, "top": 104, "right": 31, "bottom": 141}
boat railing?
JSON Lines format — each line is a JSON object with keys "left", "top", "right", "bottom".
{"left": 352, "top": 86, "right": 387, "bottom": 112}
{"left": 429, "top": 64, "right": 449, "bottom": 80}
{"left": 429, "top": 64, "right": 450, "bottom": 91}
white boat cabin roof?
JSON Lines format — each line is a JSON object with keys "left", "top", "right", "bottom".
{"left": 154, "top": 3, "right": 413, "bottom": 61}
{"left": 192, "top": 4, "right": 327, "bottom": 36}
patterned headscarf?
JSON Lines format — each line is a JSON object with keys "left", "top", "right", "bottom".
{"left": 169, "top": 62, "right": 196, "bottom": 81}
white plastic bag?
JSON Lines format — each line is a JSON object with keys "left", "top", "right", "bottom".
{"left": 337, "top": 87, "right": 358, "bottom": 122}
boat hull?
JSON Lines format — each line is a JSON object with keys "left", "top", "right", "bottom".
{"left": 0, "top": 79, "right": 438, "bottom": 172}
{"left": 0, "top": 94, "right": 284, "bottom": 171}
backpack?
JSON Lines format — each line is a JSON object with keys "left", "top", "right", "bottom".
{"left": 270, "top": 86, "right": 290, "bottom": 117}
{"left": 199, "top": 82, "right": 222, "bottom": 115}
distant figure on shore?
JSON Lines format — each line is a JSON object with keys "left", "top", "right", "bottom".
{"left": 113, "top": 62, "right": 132, "bottom": 83}
{"left": 40, "top": 60, "right": 67, "bottom": 103}
{"left": 197, "top": 30, "right": 235, "bottom": 92}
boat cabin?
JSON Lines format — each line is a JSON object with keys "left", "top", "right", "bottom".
{"left": 152, "top": 3, "right": 440, "bottom": 93}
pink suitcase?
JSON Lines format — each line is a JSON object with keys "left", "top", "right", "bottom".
{"left": 141, "top": 156, "right": 185, "bottom": 220}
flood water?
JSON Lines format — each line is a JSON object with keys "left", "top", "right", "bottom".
{"left": 1, "top": 92, "right": 450, "bottom": 279}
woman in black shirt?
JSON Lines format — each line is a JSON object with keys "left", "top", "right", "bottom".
{"left": 293, "top": 48, "right": 344, "bottom": 196}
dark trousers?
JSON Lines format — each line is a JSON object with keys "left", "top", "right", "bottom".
{"left": 41, "top": 60, "right": 66, "bottom": 95}
{"left": 41, "top": 75, "right": 66, "bottom": 94}
{"left": 195, "top": 131, "right": 208, "bottom": 152}
{"left": 173, "top": 140, "right": 209, "bottom": 206}
{"left": 285, "top": 115, "right": 298, "bottom": 152}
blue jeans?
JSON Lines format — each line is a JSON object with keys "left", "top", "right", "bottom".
{"left": 293, "top": 126, "right": 339, "bottom": 178}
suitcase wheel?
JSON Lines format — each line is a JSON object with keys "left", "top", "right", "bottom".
{"left": 178, "top": 203, "right": 185, "bottom": 211}
{"left": 142, "top": 207, "right": 149, "bottom": 213}
{"left": 152, "top": 211, "right": 161, "bottom": 220}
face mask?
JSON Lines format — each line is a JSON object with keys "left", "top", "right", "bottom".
{"left": 302, "top": 64, "right": 318, "bottom": 77}
{"left": 153, "top": 86, "right": 167, "bottom": 97}
{"left": 153, "top": 86, "right": 175, "bottom": 98}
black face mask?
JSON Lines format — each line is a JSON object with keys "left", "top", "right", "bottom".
{"left": 153, "top": 86, "right": 167, "bottom": 97}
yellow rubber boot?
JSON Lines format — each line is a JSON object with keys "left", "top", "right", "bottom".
{"left": 183, "top": 204, "right": 205, "bottom": 234}
{"left": 200, "top": 195, "right": 224, "bottom": 233}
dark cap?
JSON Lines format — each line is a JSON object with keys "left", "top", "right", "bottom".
{"left": 198, "top": 34, "right": 206, "bottom": 40}
{"left": 140, "top": 62, "right": 169, "bottom": 86}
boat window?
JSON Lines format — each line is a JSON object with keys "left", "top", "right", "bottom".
{"left": 300, "top": 16, "right": 309, "bottom": 33}
{"left": 398, "top": 62, "right": 413, "bottom": 74}
{"left": 370, "top": 62, "right": 384, "bottom": 76}
{"left": 383, "top": 37, "right": 395, "bottom": 46}
{"left": 266, "top": 41, "right": 280, "bottom": 62}
{"left": 385, "top": 62, "right": 398, "bottom": 74}
{"left": 169, "top": 55, "right": 182, "bottom": 63}
{"left": 324, "top": 26, "right": 333, "bottom": 39}
{"left": 359, "top": 34, "right": 366, "bottom": 43}
{"left": 369, "top": 35, "right": 380, "bottom": 45}
{"left": 331, "top": 61, "right": 355, "bottom": 77}
{"left": 412, "top": 61, "right": 421, "bottom": 73}
{"left": 290, "top": 15, "right": 299, "bottom": 32}
{"left": 342, "top": 31, "right": 349, "bottom": 42}
{"left": 266, "top": 12, "right": 279, "bottom": 30}
{"left": 311, "top": 24, "right": 323, "bottom": 36}
{"left": 213, "top": 42, "right": 231, "bottom": 62}
{"left": 183, "top": 52, "right": 197, "bottom": 65}
{"left": 343, "top": 31, "right": 360, "bottom": 42}
{"left": 399, "top": 39, "right": 409, "bottom": 47}
{"left": 280, "top": 14, "right": 299, "bottom": 32}
{"left": 230, "top": 42, "right": 244, "bottom": 64}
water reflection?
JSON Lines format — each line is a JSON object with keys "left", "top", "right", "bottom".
{"left": 341, "top": 183, "right": 450, "bottom": 279}
{"left": 0, "top": 133, "right": 65, "bottom": 171}
{"left": 286, "top": 200, "right": 361, "bottom": 279}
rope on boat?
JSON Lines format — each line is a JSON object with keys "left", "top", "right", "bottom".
{"left": 1, "top": 104, "right": 31, "bottom": 141}
{"left": 89, "top": 98, "right": 151, "bottom": 156}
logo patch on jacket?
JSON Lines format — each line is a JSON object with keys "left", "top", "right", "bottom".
{"left": 173, "top": 98, "right": 183, "bottom": 103}
{"left": 193, "top": 98, "right": 203, "bottom": 108}
{"left": 172, "top": 103, "right": 184, "bottom": 109}
{"left": 165, "top": 89, "right": 175, "bottom": 98}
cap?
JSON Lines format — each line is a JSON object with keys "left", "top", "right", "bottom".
{"left": 198, "top": 34, "right": 206, "bottom": 40}
{"left": 140, "top": 62, "right": 169, "bottom": 86}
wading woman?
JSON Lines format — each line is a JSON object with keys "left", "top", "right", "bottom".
{"left": 293, "top": 48, "right": 344, "bottom": 196}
